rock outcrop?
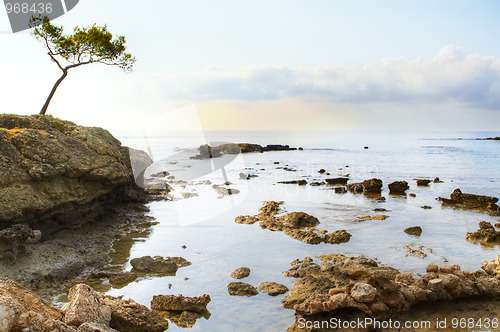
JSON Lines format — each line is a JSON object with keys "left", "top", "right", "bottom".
{"left": 438, "top": 189, "right": 500, "bottom": 215}
{"left": 282, "top": 255, "right": 500, "bottom": 320}
{"left": 0, "top": 114, "right": 145, "bottom": 234}
{"left": 235, "top": 201, "right": 351, "bottom": 245}
{"left": 466, "top": 222, "right": 500, "bottom": 244}
{"left": 0, "top": 280, "right": 168, "bottom": 332}
{"left": 130, "top": 255, "right": 191, "bottom": 274}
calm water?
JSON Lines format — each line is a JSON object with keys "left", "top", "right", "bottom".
{"left": 112, "top": 131, "right": 500, "bottom": 331}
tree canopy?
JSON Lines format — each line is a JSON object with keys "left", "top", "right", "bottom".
{"left": 32, "top": 17, "right": 136, "bottom": 114}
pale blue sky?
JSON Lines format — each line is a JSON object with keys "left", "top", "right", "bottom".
{"left": 1, "top": 0, "right": 500, "bottom": 133}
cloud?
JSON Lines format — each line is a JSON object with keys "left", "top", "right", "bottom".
{"left": 161, "top": 45, "right": 500, "bottom": 110}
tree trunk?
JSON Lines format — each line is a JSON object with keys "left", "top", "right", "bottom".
{"left": 40, "top": 69, "right": 68, "bottom": 115}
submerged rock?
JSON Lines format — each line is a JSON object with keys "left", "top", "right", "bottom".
{"left": 130, "top": 256, "right": 191, "bottom": 274}
{"left": 213, "top": 185, "right": 240, "bottom": 196}
{"left": 258, "top": 282, "right": 289, "bottom": 296}
{"left": 230, "top": 267, "right": 251, "bottom": 279}
{"left": 403, "top": 246, "right": 427, "bottom": 258}
{"left": 151, "top": 294, "right": 211, "bottom": 313}
{"left": 234, "top": 215, "right": 259, "bottom": 225}
{"left": 227, "top": 282, "right": 258, "bottom": 296}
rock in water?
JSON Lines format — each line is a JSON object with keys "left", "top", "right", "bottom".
{"left": 227, "top": 282, "right": 259, "bottom": 296}
{"left": 404, "top": 226, "right": 423, "bottom": 236}
{"left": 230, "top": 267, "right": 251, "bottom": 279}
{"left": 0, "top": 114, "right": 144, "bottom": 234}
{"left": 388, "top": 181, "right": 409, "bottom": 194}
{"left": 258, "top": 282, "right": 289, "bottom": 296}
{"left": 150, "top": 294, "right": 211, "bottom": 313}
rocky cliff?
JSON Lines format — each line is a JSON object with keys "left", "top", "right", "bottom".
{"left": 0, "top": 114, "right": 149, "bottom": 234}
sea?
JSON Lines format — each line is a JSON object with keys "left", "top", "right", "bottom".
{"left": 107, "top": 130, "right": 500, "bottom": 331}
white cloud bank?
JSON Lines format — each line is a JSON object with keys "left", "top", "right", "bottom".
{"left": 162, "top": 45, "right": 500, "bottom": 111}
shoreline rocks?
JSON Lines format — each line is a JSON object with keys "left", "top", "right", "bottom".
{"left": 282, "top": 254, "right": 500, "bottom": 323}
{"left": 235, "top": 201, "right": 351, "bottom": 245}
{"left": 227, "top": 282, "right": 259, "bottom": 296}
{"left": 466, "top": 221, "right": 500, "bottom": 244}
{"left": 438, "top": 189, "right": 500, "bottom": 215}
{"left": 0, "top": 114, "right": 147, "bottom": 234}
{"left": 0, "top": 280, "right": 169, "bottom": 332}
{"left": 151, "top": 294, "right": 211, "bottom": 314}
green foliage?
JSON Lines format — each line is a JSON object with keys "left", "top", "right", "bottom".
{"left": 32, "top": 16, "right": 135, "bottom": 71}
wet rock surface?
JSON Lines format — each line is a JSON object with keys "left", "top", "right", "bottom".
{"left": 130, "top": 255, "right": 191, "bottom": 274}
{"left": 414, "top": 178, "right": 432, "bottom": 186}
{"left": 388, "top": 181, "right": 409, "bottom": 194}
{"left": 230, "top": 267, "right": 251, "bottom": 279}
{"left": 227, "top": 282, "right": 259, "bottom": 296}
{"left": 151, "top": 294, "right": 211, "bottom": 313}
{"left": 347, "top": 178, "right": 383, "bottom": 194}
{"left": 0, "top": 203, "right": 154, "bottom": 299}
{"left": 213, "top": 185, "right": 240, "bottom": 196}
{"left": 466, "top": 221, "right": 500, "bottom": 244}
{"left": 282, "top": 254, "right": 500, "bottom": 323}
{"left": 278, "top": 180, "right": 307, "bottom": 185}
{"left": 234, "top": 215, "right": 259, "bottom": 225}
{"left": 236, "top": 201, "right": 351, "bottom": 245}
{"left": 439, "top": 189, "right": 500, "bottom": 215}
{"left": 258, "top": 282, "right": 289, "bottom": 296}
{"left": 325, "top": 178, "right": 348, "bottom": 186}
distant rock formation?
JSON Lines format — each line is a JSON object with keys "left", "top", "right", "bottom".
{"left": 190, "top": 143, "right": 297, "bottom": 160}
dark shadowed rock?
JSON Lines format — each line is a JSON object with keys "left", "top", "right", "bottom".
{"left": 334, "top": 187, "right": 347, "bottom": 194}
{"left": 278, "top": 180, "right": 307, "bottom": 186}
{"left": 151, "top": 294, "right": 211, "bottom": 313}
{"left": 318, "top": 169, "right": 326, "bottom": 174}
{"left": 325, "top": 178, "right": 348, "bottom": 186}
{"left": 388, "top": 181, "right": 409, "bottom": 194}
{"left": 227, "top": 282, "right": 258, "bottom": 296}
{"left": 362, "top": 178, "right": 383, "bottom": 193}
{"left": 415, "top": 179, "right": 432, "bottom": 186}
{"left": 404, "top": 226, "right": 423, "bottom": 236}
{"left": 0, "top": 224, "right": 34, "bottom": 260}
{"left": 450, "top": 189, "right": 498, "bottom": 208}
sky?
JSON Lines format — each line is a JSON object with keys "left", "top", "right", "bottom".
{"left": 1, "top": 0, "right": 500, "bottom": 135}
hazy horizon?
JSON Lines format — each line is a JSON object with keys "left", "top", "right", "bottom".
{"left": 2, "top": 1, "right": 500, "bottom": 134}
